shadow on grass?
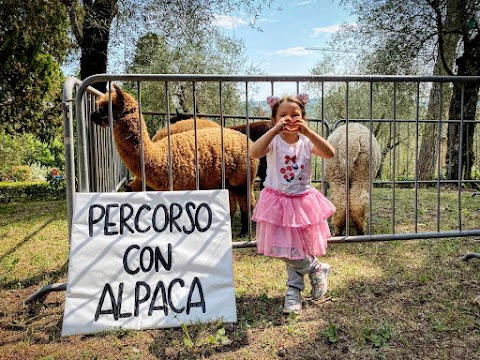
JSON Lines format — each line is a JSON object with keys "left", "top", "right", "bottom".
{"left": 147, "top": 293, "right": 287, "bottom": 359}
{"left": 146, "top": 239, "right": 480, "bottom": 359}
{"left": 1, "top": 238, "right": 478, "bottom": 359}
{"left": 0, "top": 218, "right": 55, "bottom": 265}
{"left": 1, "top": 260, "right": 68, "bottom": 290}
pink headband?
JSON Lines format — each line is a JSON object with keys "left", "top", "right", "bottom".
{"left": 266, "top": 93, "right": 310, "bottom": 109}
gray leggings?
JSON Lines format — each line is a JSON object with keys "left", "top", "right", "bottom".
{"left": 282, "top": 255, "right": 319, "bottom": 291}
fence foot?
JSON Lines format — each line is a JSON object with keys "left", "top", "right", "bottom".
{"left": 460, "top": 253, "right": 480, "bottom": 262}
{"left": 25, "top": 282, "right": 67, "bottom": 304}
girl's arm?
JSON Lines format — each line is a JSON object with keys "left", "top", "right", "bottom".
{"left": 297, "top": 119, "right": 335, "bottom": 159}
{"left": 250, "top": 119, "right": 286, "bottom": 158}
{"left": 249, "top": 126, "right": 278, "bottom": 159}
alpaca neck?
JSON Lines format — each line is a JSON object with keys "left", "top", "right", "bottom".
{"left": 114, "top": 112, "right": 167, "bottom": 177}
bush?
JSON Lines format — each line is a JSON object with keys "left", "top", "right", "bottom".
{"left": 0, "top": 180, "right": 66, "bottom": 203}
{"left": 30, "top": 163, "right": 49, "bottom": 181}
{"left": 11, "top": 165, "right": 31, "bottom": 182}
{"left": 0, "top": 131, "right": 65, "bottom": 181}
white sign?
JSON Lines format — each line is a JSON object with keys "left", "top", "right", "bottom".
{"left": 61, "top": 190, "right": 236, "bottom": 337}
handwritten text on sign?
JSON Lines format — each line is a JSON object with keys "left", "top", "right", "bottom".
{"left": 61, "top": 190, "right": 236, "bottom": 337}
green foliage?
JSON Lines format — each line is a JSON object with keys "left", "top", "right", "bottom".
{"left": 362, "top": 322, "right": 392, "bottom": 348}
{"left": 0, "top": 180, "right": 66, "bottom": 203}
{"left": 322, "top": 322, "right": 340, "bottom": 344}
{"left": 11, "top": 165, "right": 31, "bottom": 182}
{"left": 0, "top": 0, "right": 69, "bottom": 142}
{"left": 0, "top": 131, "right": 64, "bottom": 181}
{"left": 337, "top": 0, "right": 436, "bottom": 74}
{"left": 206, "top": 327, "right": 229, "bottom": 345}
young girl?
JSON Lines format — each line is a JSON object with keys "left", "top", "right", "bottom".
{"left": 250, "top": 94, "right": 336, "bottom": 314}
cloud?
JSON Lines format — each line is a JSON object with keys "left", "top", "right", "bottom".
{"left": 257, "top": 18, "right": 277, "bottom": 24}
{"left": 213, "top": 15, "right": 248, "bottom": 29}
{"left": 310, "top": 24, "right": 343, "bottom": 37}
{"left": 293, "top": 1, "right": 313, "bottom": 6}
{"left": 270, "top": 47, "right": 315, "bottom": 56}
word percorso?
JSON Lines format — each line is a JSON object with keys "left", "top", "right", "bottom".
{"left": 88, "top": 202, "right": 213, "bottom": 236}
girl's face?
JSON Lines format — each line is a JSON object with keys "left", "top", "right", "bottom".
{"left": 273, "top": 101, "right": 303, "bottom": 132}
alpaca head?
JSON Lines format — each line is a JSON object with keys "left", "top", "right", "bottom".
{"left": 170, "top": 109, "right": 193, "bottom": 124}
{"left": 91, "top": 84, "right": 138, "bottom": 127}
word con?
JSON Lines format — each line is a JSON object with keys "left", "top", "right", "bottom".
{"left": 123, "top": 244, "right": 172, "bottom": 275}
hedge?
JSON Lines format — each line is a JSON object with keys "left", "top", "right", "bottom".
{"left": 0, "top": 180, "right": 66, "bottom": 203}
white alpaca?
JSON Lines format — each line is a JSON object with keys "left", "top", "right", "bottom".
{"left": 325, "top": 123, "right": 381, "bottom": 235}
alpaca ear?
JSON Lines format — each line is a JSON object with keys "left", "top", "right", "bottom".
{"left": 112, "top": 83, "right": 122, "bottom": 92}
{"left": 112, "top": 83, "right": 125, "bottom": 106}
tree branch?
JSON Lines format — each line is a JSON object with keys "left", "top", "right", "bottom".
{"left": 63, "top": 0, "right": 83, "bottom": 45}
{"left": 430, "top": 0, "right": 455, "bottom": 76}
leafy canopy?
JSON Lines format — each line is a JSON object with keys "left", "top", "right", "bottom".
{"left": 0, "top": 0, "right": 71, "bottom": 142}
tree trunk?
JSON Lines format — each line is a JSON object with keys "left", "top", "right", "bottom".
{"left": 446, "top": 32, "right": 480, "bottom": 184}
{"left": 417, "top": 81, "right": 443, "bottom": 183}
{"left": 417, "top": 0, "right": 461, "bottom": 183}
{"left": 446, "top": 81, "right": 479, "bottom": 182}
{"left": 80, "top": 0, "right": 118, "bottom": 92}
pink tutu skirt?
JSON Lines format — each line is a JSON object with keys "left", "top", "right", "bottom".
{"left": 252, "top": 187, "right": 335, "bottom": 260}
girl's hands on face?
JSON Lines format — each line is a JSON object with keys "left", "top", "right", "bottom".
{"left": 273, "top": 115, "right": 290, "bottom": 133}
{"left": 281, "top": 115, "right": 308, "bottom": 133}
{"left": 295, "top": 116, "right": 310, "bottom": 133}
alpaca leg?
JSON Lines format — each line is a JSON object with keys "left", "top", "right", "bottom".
{"left": 235, "top": 187, "right": 256, "bottom": 237}
{"left": 226, "top": 155, "right": 257, "bottom": 236}
{"left": 229, "top": 193, "right": 238, "bottom": 222}
{"left": 125, "top": 178, "right": 143, "bottom": 192}
{"left": 349, "top": 182, "right": 369, "bottom": 235}
{"left": 328, "top": 182, "right": 347, "bottom": 236}
{"left": 240, "top": 209, "right": 249, "bottom": 237}
{"left": 258, "top": 157, "right": 267, "bottom": 190}
{"left": 125, "top": 178, "right": 154, "bottom": 191}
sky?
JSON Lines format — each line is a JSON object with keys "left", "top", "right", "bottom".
{"left": 214, "top": 0, "right": 356, "bottom": 75}
{"left": 212, "top": 0, "right": 357, "bottom": 99}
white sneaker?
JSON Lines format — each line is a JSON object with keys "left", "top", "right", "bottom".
{"left": 283, "top": 287, "right": 302, "bottom": 314}
{"left": 309, "top": 263, "right": 331, "bottom": 299}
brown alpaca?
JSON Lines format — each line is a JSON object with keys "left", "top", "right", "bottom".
{"left": 132, "top": 119, "right": 272, "bottom": 235}
{"left": 154, "top": 119, "right": 271, "bottom": 189}
{"left": 151, "top": 118, "right": 220, "bottom": 142}
{"left": 153, "top": 118, "right": 272, "bottom": 188}
{"left": 128, "top": 118, "right": 272, "bottom": 235}
{"left": 229, "top": 121, "right": 272, "bottom": 190}
{"left": 91, "top": 84, "right": 258, "bottom": 234}
{"left": 126, "top": 118, "right": 221, "bottom": 191}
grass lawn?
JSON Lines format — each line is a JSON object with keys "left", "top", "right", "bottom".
{"left": 0, "top": 193, "right": 479, "bottom": 359}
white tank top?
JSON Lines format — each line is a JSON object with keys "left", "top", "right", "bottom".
{"left": 263, "top": 135, "right": 314, "bottom": 194}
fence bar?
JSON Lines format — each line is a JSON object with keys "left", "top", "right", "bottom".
{"left": 245, "top": 82, "right": 253, "bottom": 238}
{"left": 414, "top": 82, "right": 420, "bottom": 233}
{"left": 345, "top": 82, "right": 350, "bottom": 235}
{"left": 368, "top": 81, "right": 374, "bottom": 234}
{"left": 165, "top": 82, "right": 174, "bottom": 191}
{"left": 219, "top": 82, "right": 226, "bottom": 189}
{"left": 458, "top": 84, "right": 465, "bottom": 231}
{"left": 392, "top": 82, "right": 397, "bottom": 234}
{"left": 436, "top": 84, "right": 444, "bottom": 232}
{"left": 192, "top": 82, "right": 200, "bottom": 190}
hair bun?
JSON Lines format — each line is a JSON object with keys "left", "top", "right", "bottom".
{"left": 266, "top": 96, "right": 280, "bottom": 109}
{"left": 297, "top": 93, "right": 309, "bottom": 105}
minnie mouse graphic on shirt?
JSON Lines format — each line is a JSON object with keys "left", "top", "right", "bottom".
{"left": 280, "top": 154, "right": 305, "bottom": 182}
